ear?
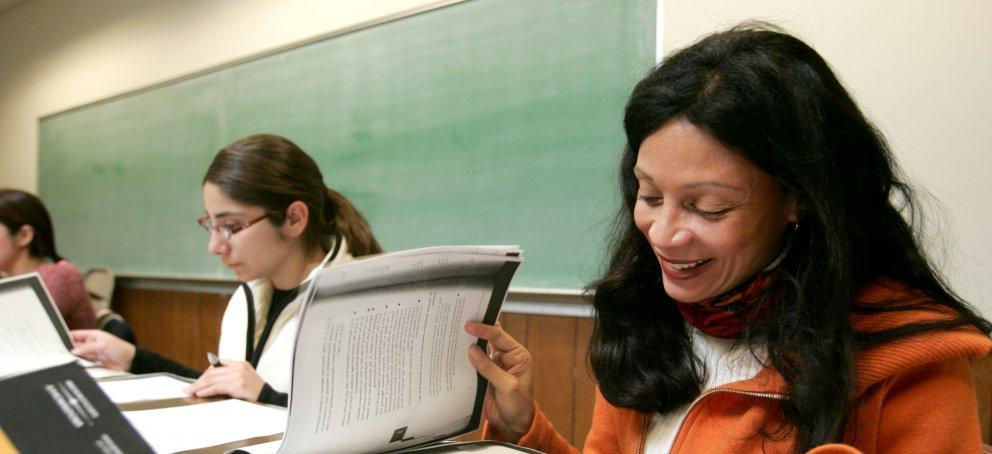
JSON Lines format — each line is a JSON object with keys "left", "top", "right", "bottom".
{"left": 14, "top": 225, "right": 34, "bottom": 249}
{"left": 283, "top": 201, "right": 310, "bottom": 238}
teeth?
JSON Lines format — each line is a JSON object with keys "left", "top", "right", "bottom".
{"left": 668, "top": 259, "right": 708, "bottom": 270}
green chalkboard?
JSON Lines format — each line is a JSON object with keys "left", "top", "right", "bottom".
{"left": 38, "top": 0, "right": 655, "bottom": 289}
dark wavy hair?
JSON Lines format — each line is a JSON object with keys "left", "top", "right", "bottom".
{"left": 588, "top": 23, "right": 991, "bottom": 451}
{"left": 0, "top": 188, "right": 63, "bottom": 262}
{"left": 203, "top": 134, "right": 382, "bottom": 257}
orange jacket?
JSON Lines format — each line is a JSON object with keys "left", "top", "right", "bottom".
{"left": 487, "top": 279, "right": 992, "bottom": 453}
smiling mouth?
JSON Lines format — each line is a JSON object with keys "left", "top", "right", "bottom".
{"left": 664, "top": 258, "right": 713, "bottom": 271}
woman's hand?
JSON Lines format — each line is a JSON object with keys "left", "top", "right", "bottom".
{"left": 465, "top": 321, "right": 535, "bottom": 442}
{"left": 185, "top": 359, "right": 266, "bottom": 402}
{"left": 70, "top": 329, "right": 136, "bottom": 371}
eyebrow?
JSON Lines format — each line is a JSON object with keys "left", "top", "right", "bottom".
{"left": 680, "top": 181, "right": 743, "bottom": 191}
{"left": 210, "top": 211, "right": 244, "bottom": 219}
{"left": 633, "top": 166, "right": 743, "bottom": 192}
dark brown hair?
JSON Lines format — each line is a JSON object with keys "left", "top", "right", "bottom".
{"left": 203, "top": 134, "right": 382, "bottom": 257}
{"left": 0, "top": 188, "right": 63, "bottom": 262}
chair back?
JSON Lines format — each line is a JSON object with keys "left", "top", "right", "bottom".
{"left": 83, "top": 267, "right": 116, "bottom": 324}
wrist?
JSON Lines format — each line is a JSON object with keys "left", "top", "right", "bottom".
{"left": 504, "top": 402, "right": 536, "bottom": 442}
{"left": 123, "top": 343, "right": 137, "bottom": 370}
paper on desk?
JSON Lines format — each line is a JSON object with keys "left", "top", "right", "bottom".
{"left": 98, "top": 375, "right": 190, "bottom": 403}
{"left": 86, "top": 366, "right": 130, "bottom": 379}
{"left": 405, "top": 443, "right": 540, "bottom": 453}
{"left": 237, "top": 440, "right": 532, "bottom": 454}
{"left": 124, "top": 399, "right": 287, "bottom": 453}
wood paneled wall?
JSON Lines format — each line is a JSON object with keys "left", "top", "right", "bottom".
{"left": 115, "top": 287, "right": 230, "bottom": 372}
{"left": 113, "top": 286, "right": 992, "bottom": 446}
{"left": 499, "top": 313, "right": 596, "bottom": 447}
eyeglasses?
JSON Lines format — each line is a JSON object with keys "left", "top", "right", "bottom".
{"left": 197, "top": 213, "right": 269, "bottom": 241}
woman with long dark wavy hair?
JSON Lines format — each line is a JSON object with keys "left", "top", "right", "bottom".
{"left": 466, "top": 24, "right": 992, "bottom": 453}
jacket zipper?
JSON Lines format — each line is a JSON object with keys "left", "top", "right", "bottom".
{"left": 636, "top": 413, "right": 648, "bottom": 454}
{"left": 660, "top": 388, "right": 785, "bottom": 454}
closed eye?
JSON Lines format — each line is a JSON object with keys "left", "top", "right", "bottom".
{"left": 692, "top": 206, "right": 731, "bottom": 219}
{"left": 636, "top": 194, "right": 662, "bottom": 206}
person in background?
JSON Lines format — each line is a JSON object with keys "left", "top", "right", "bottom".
{"left": 0, "top": 188, "right": 97, "bottom": 330}
{"left": 71, "top": 134, "right": 382, "bottom": 406}
{"left": 467, "top": 24, "right": 992, "bottom": 453}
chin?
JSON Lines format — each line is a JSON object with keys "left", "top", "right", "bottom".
{"left": 232, "top": 269, "right": 253, "bottom": 282}
{"left": 662, "top": 281, "right": 717, "bottom": 304}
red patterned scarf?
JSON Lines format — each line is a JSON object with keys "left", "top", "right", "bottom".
{"left": 674, "top": 271, "right": 778, "bottom": 338}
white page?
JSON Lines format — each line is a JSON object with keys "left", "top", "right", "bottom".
{"left": 282, "top": 276, "right": 496, "bottom": 453}
{"left": 404, "top": 443, "right": 538, "bottom": 453}
{"left": 311, "top": 248, "right": 518, "bottom": 298}
{"left": 123, "top": 399, "right": 286, "bottom": 453}
{"left": 0, "top": 284, "right": 76, "bottom": 378}
{"left": 98, "top": 375, "right": 191, "bottom": 403}
{"left": 86, "top": 367, "right": 131, "bottom": 380}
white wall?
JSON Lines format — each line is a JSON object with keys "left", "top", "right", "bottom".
{"left": 663, "top": 0, "right": 992, "bottom": 315}
{"left": 0, "top": 0, "right": 444, "bottom": 189}
{"left": 1, "top": 0, "right": 989, "bottom": 314}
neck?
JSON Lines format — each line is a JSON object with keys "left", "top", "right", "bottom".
{"left": 8, "top": 252, "right": 46, "bottom": 276}
{"left": 270, "top": 245, "right": 326, "bottom": 291}
{"left": 675, "top": 269, "right": 779, "bottom": 339}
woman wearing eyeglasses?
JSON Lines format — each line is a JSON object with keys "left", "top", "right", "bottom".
{"left": 71, "top": 134, "right": 382, "bottom": 406}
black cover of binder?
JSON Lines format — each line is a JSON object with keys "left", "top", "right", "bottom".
{"left": 0, "top": 361, "right": 153, "bottom": 453}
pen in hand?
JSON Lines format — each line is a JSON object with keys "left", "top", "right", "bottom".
{"left": 207, "top": 352, "right": 222, "bottom": 368}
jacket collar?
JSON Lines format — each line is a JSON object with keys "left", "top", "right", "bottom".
{"left": 721, "top": 277, "right": 992, "bottom": 396}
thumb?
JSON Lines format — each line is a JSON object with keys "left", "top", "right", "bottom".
{"left": 71, "top": 341, "right": 99, "bottom": 358}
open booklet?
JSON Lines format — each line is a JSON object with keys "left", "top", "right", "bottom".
{"left": 0, "top": 273, "right": 153, "bottom": 453}
{"left": 272, "top": 245, "right": 525, "bottom": 453}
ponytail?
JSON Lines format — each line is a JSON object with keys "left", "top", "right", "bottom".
{"left": 324, "top": 188, "right": 382, "bottom": 257}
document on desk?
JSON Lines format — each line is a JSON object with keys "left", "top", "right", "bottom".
{"left": 97, "top": 374, "right": 191, "bottom": 404}
{"left": 124, "top": 399, "right": 287, "bottom": 453}
{"left": 86, "top": 366, "right": 131, "bottom": 379}
{"left": 277, "top": 246, "right": 523, "bottom": 453}
{"left": 0, "top": 274, "right": 154, "bottom": 453}
{"left": 240, "top": 439, "right": 542, "bottom": 454}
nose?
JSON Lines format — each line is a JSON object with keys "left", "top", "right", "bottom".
{"left": 646, "top": 207, "right": 692, "bottom": 249}
{"left": 207, "top": 230, "right": 229, "bottom": 256}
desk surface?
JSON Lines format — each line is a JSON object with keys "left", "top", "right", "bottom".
{"left": 96, "top": 371, "right": 285, "bottom": 454}
{"left": 121, "top": 396, "right": 284, "bottom": 453}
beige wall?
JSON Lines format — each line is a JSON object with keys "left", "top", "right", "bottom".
{"left": 0, "top": 0, "right": 445, "bottom": 189}
{"left": 1, "top": 0, "right": 989, "bottom": 314}
{"left": 663, "top": 0, "right": 992, "bottom": 315}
